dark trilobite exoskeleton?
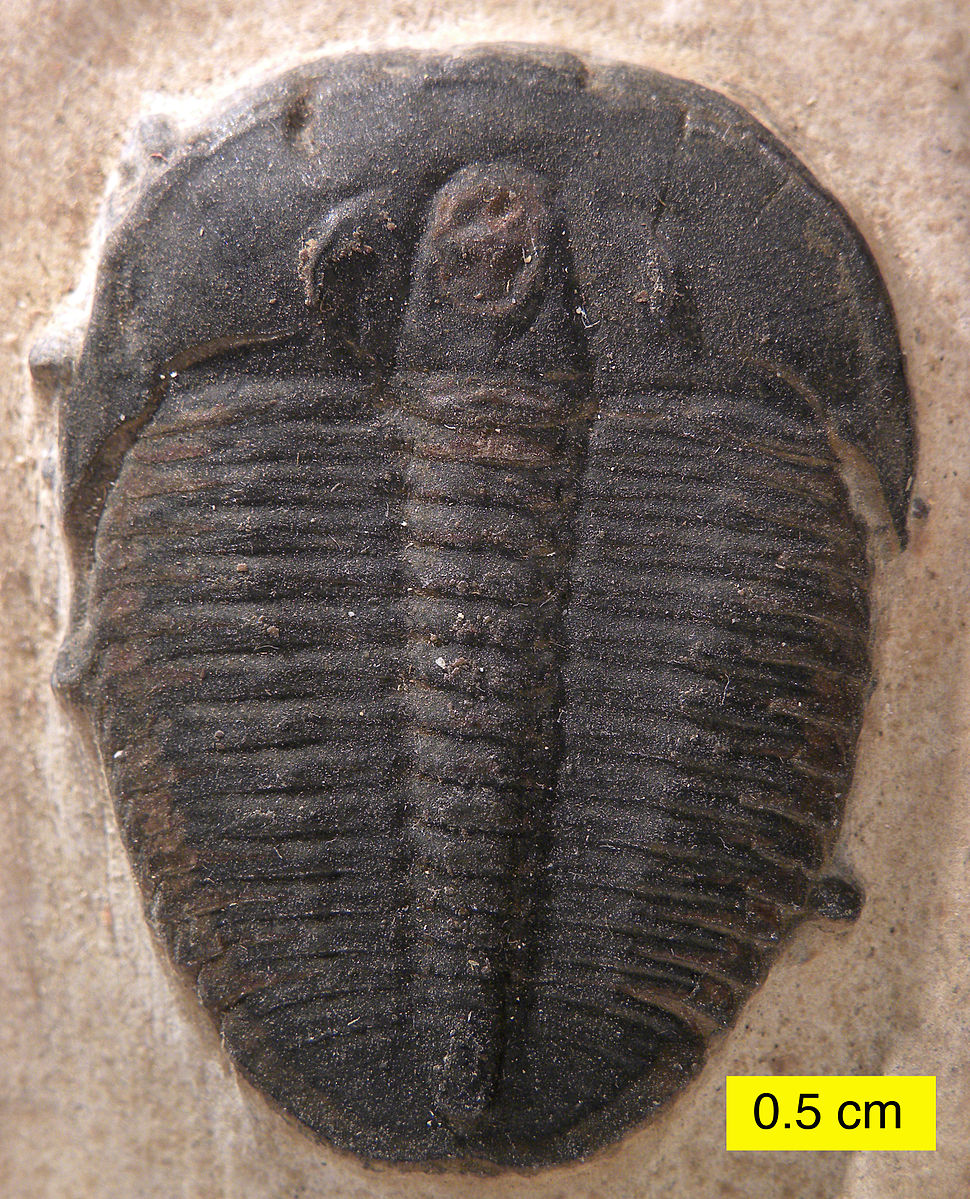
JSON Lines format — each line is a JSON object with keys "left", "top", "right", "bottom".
{"left": 42, "top": 47, "right": 913, "bottom": 1168}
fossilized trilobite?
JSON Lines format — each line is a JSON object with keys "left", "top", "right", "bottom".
{"left": 42, "top": 47, "right": 913, "bottom": 1168}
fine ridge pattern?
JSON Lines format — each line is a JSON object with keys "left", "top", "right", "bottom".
{"left": 77, "top": 227, "right": 871, "bottom": 1170}
{"left": 398, "top": 372, "right": 593, "bottom": 1131}
{"left": 53, "top": 47, "right": 911, "bottom": 1170}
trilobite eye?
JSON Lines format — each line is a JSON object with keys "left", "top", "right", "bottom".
{"left": 298, "top": 189, "right": 408, "bottom": 357}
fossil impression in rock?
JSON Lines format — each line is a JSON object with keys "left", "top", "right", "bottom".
{"left": 41, "top": 48, "right": 913, "bottom": 1168}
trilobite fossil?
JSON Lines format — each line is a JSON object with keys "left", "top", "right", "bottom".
{"left": 42, "top": 47, "right": 913, "bottom": 1167}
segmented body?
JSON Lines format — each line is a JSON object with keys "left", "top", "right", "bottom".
{"left": 59, "top": 57, "right": 902, "bottom": 1160}
{"left": 398, "top": 371, "right": 591, "bottom": 1125}
{"left": 526, "top": 379, "right": 869, "bottom": 1134}
{"left": 83, "top": 368, "right": 425, "bottom": 1145}
{"left": 82, "top": 357, "right": 868, "bottom": 1156}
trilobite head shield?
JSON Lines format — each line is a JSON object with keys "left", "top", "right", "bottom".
{"left": 46, "top": 47, "right": 912, "bottom": 1169}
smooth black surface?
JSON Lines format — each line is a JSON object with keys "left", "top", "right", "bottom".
{"left": 55, "top": 47, "right": 912, "bottom": 1168}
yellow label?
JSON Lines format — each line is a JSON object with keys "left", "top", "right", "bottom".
{"left": 726, "top": 1076, "right": 936, "bottom": 1151}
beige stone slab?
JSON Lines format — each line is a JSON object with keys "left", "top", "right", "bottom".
{"left": 1, "top": 2, "right": 968, "bottom": 1196}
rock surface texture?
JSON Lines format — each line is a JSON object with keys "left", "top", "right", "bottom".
{"left": 2, "top": 4, "right": 969, "bottom": 1198}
